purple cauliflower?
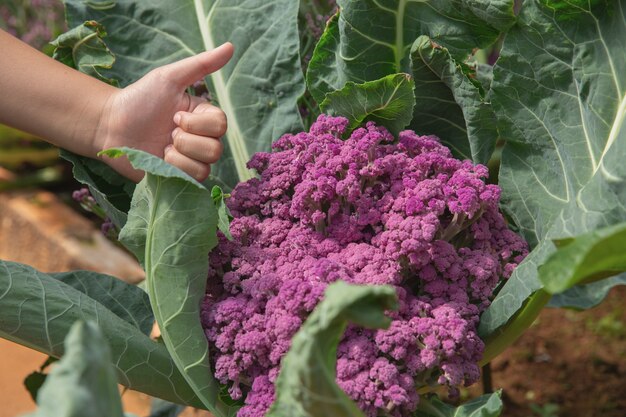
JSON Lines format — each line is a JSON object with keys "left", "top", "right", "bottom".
{"left": 201, "top": 115, "right": 528, "bottom": 417}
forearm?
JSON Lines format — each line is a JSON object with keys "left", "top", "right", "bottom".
{"left": 0, "top": 29, "right": 117, "bottom": 158}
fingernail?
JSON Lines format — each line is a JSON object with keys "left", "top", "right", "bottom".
{"left": 164, "top": 144, "right": 173, "bottom": 155}
{"left": 171, "top": 128, "right": 180, "bottom": 139}
{"left": 173, "top": 113, "right": 182, "bottom": 125}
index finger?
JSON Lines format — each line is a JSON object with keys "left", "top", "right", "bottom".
{"left": 163, "top": 42, "right": 234, "bottom": 87}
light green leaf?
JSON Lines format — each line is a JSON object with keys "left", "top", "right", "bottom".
{"left": 51, "top": 270, "right": 153, "bottom": 336}
{"left": 410, "top": 36, "right": 498, "bottom": 164}
{"left": 415, "top": 392, "right": 503, "bottom": 417}
{"left": 65, "top": 0, "right": 305, "bottom": 187}
{"left": 539, "top": 222, "right": 626, "bottom": 294}
{"left": 60, "top": 150, "right": 133, "bottom": 228}
{"left": 479, "top": 0, "right": 626, "bottom": 336}
{"left": 51, "top": 20, "right": 118, "bottom": 85}
{"left": 320, "top": 73, "right": 416, "bottom": 136}
{"left": 112, "top": 148, "right": 237, "bottom": 417}
{"left": 0, "top": 260, "right": 202, "bottom": 407}
{"left": 267, "top": 281, "right": 397, "bottom": 417}
{"left": 26, "top": 321, "right": 124, "bottom": 417}
{"left": 211, "top": 185, "right": 233, "bottom": 241}
{"left": 307, "top": 0, "right": 515, "bottom": 104}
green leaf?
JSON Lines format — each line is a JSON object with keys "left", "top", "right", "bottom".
{"left": 60, "top": 150, "right": 134, "bottom": 228}
{"left": 409, "top": 36, "right": 499, "bottom": 164}
{"left": 211, "top": 185, "right": 233, "bottom": 241}
{"left": 548, "top": 276, "right": 626, "bottom": 309}
{"left": 51, "top": 20, "right": 118, "bottom": 86}
{"left": 479, "top": 0, "right": 626, "bottom": 336}
{"left": 65, "top": 0, "right": 305, "bottom": 187}
{"left": 415, "top": 392, "right": 503, "bottom": 417}
{"left": 26, "top": 321, "right": 124, "bottom": 417}
{"left": 51, "top": 270, "right": 154, "bottom": 336}
{"left": 113, "top": 148, "right": 237, "bottom": 417}
{"left": 23, "top": 356, "right": 58, "bottom": 402}
{"left": 319, "top": 73, "right": 416, "bottom": 136}
{"left": 0, "top": 260, "right": 202, "bottom": 407}
{"left": 307, "top": 0, "right": 515, "bottom": 104}
{"left": 539, "top": 222, "right": 626, "bottom": 294}
{"left": 266, "top": 281, "right": 397, "bottom": 417}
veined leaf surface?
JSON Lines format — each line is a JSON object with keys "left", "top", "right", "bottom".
{"left": 112, "top": 148, "right": 237, "bottom": 417}
{"left": 320, "top": 73, "right": 416, "bottom": 136}
{"left": 0, "top": 260, "right": 201, "bottom": 407}
{"left": 267, "top": 281, "right": 397, "bottom": 417}
{"left": 410, "top": 36, "right": 499, "bottom": 164}
{"left": 480, "top": 0, "right": 626, "bottom": 336}
{"left": 307, "top": 0, "right": 515, "bottom": 103}
{"left": 65, "top": 0, "right": 305, "bottom": 187}
{"left": 52, "top": 270, "right": 153, "bottom": 336}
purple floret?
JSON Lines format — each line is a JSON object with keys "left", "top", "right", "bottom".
{"left": 201, "top": 115, "right": 528, "bottom": 417}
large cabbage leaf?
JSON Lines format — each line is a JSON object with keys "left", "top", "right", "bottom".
{"left": 64, "top": 0, "right": 305, "bottom": 187}
{"left": 108, "top": 148, "right": 237, "bottom": 417}
{"left": 307, "top": 0, "right": 515, "bottom": 102}
{"left": 0, "top": 260, "right": 202, "bottom": 407}
{"left": 410, "top": 36, "right": 499, "bottom": 164}
{"left": 307, "top": 0, "right": 514, "bottom": 162}
{"left": 480, "top": 0, "right": 626, "bottom": 336}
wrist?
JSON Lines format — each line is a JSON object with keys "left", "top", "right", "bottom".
{"left": 89, "top": 84, "right": 119, "bottom": 158}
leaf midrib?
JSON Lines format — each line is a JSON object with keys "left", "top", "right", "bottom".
{"left": 193, "top": 0, "right": 252, "bottom": 182}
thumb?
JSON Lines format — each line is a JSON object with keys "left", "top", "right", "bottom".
{"left": 163, "top": 42, "right": 234, "bottom": 87}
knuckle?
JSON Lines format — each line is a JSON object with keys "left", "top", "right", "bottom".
{"left": 172, "top": 129, "right": 187, "bottom": 151}
{"left": 213, "top": 111, "right": 227, "bottom": 136}
{"left": 207, "top": 140, "right": 224, "bottom": 163}
{"left": 193, "top": 164, "right": 210, "bottom": 181}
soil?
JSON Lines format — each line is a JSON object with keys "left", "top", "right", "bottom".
{"left": 2, "top": 288, "right": 625, "bottom": 417}
{"left": 477, "top": 286, "right": 626, "bottom": 417}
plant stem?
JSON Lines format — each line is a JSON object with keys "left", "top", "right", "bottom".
{"left": 480, "top": 289, "right": 551, "bottom": 366}
{"left": 482, "top": 362, "right": 493, "bottom": 393}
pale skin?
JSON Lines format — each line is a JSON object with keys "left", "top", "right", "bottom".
{"left": 0, "top": 29, "right": 234, "bottom": 182}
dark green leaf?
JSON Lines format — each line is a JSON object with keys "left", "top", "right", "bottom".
{"left": 267, "top": 281, "right": 397, "bottom": 417}
{"left": 307, "top": 0, "right": 515, "bottom": 103}
{"left": 320, "top": 73, "right": 416, "bottom": 136}
{"left": 51, "top": 20, "right": 118, "bottom": 86}
{"left": 25, "top": 321, "right": 124, "bottom": 417}
{"left": 111, "top": 148, "right": 237, "bottom": 417}
{"left": 410, "top": 36, "right": 498, "bottom": 164}
{"left": 60, "top": 150, "right": 133, "bottom": 228}
{"left": 415, "top": 392, "right": 503, "bottom": 417}
{"left": 480, "top": 0, "right": 626, "bottom": 336}
{"left": 65, "top": 0, "right": 305, "bottom": 187}
{"left": 51, "top": 270, "right": 153, "bottom": 336}
{"left": 0, "top": 260, "right": 202, "bottom": 408}
{"left": 24, "top": 371, "right": 47, "bottom": 403}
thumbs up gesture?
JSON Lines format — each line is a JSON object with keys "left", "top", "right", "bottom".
{"left": 97, "top": 43, "right": 234, "bottom": 182}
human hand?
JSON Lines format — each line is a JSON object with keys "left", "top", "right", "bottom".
{"left": 95, "top": 43, "right": 234, "bottom": 182}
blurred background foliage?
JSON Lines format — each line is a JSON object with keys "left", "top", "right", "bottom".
{"left": 0, "top": 0, "right": 69, "bottom": 191}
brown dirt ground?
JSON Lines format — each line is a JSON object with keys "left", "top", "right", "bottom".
{"left": 474, "top": 286, "right": 626, "bottom": 417}
{"left": 1, "top": 288, "right": 625, "bottom": 417}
